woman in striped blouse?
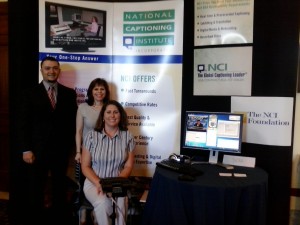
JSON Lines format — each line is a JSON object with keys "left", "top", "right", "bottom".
{"left": 81, "top": 100, "right": 135, "bottom": 225}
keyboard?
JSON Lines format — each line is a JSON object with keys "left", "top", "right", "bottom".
{"left": 156, "top": 159, "right": 203, "bottom": 176}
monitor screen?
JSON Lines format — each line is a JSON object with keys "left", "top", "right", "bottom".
{"left": 181, "top": 111, "right": 244, "bottom": 163}
{"left": 45, "top": 1, "right": 106, "bottom": 52}
{"left": 72, "top": 13, "right": 82, "bottom": 23}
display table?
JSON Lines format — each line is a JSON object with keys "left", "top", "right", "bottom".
{"left": 141, "top": 163, "right": 268, "bottom": 225}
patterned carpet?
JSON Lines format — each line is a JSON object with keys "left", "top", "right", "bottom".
{"left": 290, "top": 210, "right": 300, "bottom": 225}
{"left": 1, "top": 198, "right": 299, "bottom": 225}
{"left": 0, "top": 198, "right": 143, "bottom": 225}
{"left": 0, "top": 199, "right": 77, "bottom": 225}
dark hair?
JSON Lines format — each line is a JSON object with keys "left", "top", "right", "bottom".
{"left": 40, "top": 56, "right": 59, "bottom": 68}
{"left": 86, "top": 78, "right": 110, "bottom": 106}
{"left": 94, "top": 100, "right": 128, "bottom": 132}
{"left": 92, "top": 16, "right": 98, "bottom": 23}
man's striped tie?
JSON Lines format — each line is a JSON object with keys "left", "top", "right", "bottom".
{"left": 48, "top": 86, "right": 56, "bottom": 109}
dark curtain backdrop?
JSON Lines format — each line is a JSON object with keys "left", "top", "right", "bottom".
{"left": 181, "top": 1, "right": 299, "bottom": 225}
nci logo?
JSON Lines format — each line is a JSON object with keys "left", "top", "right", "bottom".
{"left": 197, "top": 63, "right": 228, "bottom": 77}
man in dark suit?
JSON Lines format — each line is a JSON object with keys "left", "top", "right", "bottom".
{"left": 18, "top": 56, "right": 78, "bottom": 224}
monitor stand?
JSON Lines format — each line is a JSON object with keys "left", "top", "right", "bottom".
{"left": 190, "top": 151, "right": 234, "bottom": 169}
{"left": 209, "top": 150, "right": 218, "bottom": 164}
{"left": 190, "top": 151, "right": 221, "bottom": 165}
{"left": 209, "top": 150, "right": 234, "bottom": 169}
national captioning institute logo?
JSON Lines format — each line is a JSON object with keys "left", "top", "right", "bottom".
{"left": 122, "top": 9, "right": 176, "bottom": 49}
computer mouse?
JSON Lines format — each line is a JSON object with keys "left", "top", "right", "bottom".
{"left": 178, "top": 174, "right": 196, "bottom": 182}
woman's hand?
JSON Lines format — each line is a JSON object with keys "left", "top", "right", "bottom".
{"left": 75, "top": 152, "right": 81, "bottom": 163}
{"left": 96, "top": 182, "right": 103, "bottom": 195}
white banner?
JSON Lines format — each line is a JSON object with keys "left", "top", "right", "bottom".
{"left": 231, "top": 96, "right": 294, "bottom": 146}
{"left": 39, "top": 0, "right": 184, "bottom": 177}
{"left": 194, "top": 0, "right": 254, "bottom": 46}
{"left": 111, "top": 1, "right": 183, "bottom": 176}
{"left": 194, "top": 47, "right": 252, "bottom": 96}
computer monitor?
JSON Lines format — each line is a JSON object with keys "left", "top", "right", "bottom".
{"left": 181, "top": 111, "right": 244, "bottom": 164}
{"left": 72, "top": 13, "right": 82, "bottom": 23}
{"left": 45, "top": 1, "right": 106, "bottom": 52}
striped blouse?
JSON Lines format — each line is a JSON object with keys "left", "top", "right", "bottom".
{"left": 83, "top": 129, "right": 135, "bottom": 178}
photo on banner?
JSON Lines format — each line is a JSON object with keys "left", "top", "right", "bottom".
{"left": 38, "top": 0, "right": 114, "bottom": 104}
{"left": 231, "top": 96, "right": 294, "bottom": 146}
{"left": 194, "top": 46, "right": 252, "bottom": 96}
{"left": 39, "top": 0, "right": 184, "bottom": 177}
{"left": 194, "top": 0, "right": 254, "bottom": 46}
{"left": 39, "top": 0, "right": 113, "bottom": 55}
